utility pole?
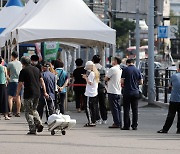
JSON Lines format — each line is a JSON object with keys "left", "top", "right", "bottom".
{"left": 135, "top": 0, "right": 140, "bottom": 68}
{"left": 148, "top": 0, "right": 155, "bottom": 105}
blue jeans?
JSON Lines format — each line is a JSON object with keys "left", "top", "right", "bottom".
{"left": 108, "top": 93, "right": 122, "bottom": 127}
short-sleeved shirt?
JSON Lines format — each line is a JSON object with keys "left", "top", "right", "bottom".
{"left": 19, "top": 65, "right": 41, "bottom": 99}
{"left": 121, "top": 65, "right": 142, "bottom": 96}
{"left": 56, "top": 68, "right": 68, "bottom": 93}
{"left": 7, "top": 60, "right": 22, "bottom": 82}
{"left": 106, "top": 65, "right": 122, "bottom": 95}
{"left": 73, "top": 67, "right": 86, "bottom": 91}
{"left": 170, "top": 72, "right": 180, "bottom": 103}
{"left": 41, "top": 70, "right": 56, "bottom": 100}
{"left": 85, "top": 71, "right": 98, "bottom": 97}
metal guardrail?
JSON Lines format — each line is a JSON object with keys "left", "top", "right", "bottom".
{"left": 142, "top": 67, "right": 177, "bottom": 103}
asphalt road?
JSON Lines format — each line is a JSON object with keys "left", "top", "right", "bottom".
{"left": 0, "top": 101, "right": 180, "bottom": 154}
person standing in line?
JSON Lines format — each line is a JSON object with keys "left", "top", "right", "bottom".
{"left": 54, "top": 60, "right": 69, "bottom": 114}
{"left": 121, "top": 59, "right": 143, "bottom": 130}
{"left": 105, "top": 57, "right": 122, "bottom": 128}
{"left": 30, "top": 55, "right": 42, "bottom": 72}
{"left": 92, "top": 55, "right": 107, "bottom": 124}
{"left": 73, "top": 58, "right": 86, "bottom": 113}
{"left": 82, "top": 61, "right": 99, "bottom": 127}
{"left": 158, "top": 61, "right": 180, "bottom": 134}
{"left": 0, "top": 56, "right": 10, "bottom": 120}
{"left": 37, "top": 62, "right": 56, "bottom": 123}
{"left": 7, "top": 51, "right": 22, "bottom": 117}
{"left": 15, "top": 56, "right": 48, "bottom": 135}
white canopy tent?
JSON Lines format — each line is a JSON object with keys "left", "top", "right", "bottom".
{"left": 12, "top": 0, "right": 116, "bottom": 47}
{"left": 0, "top": 0, "right": 24, "bottom": 47}
{"left": 0, "top": 0, "right": 35, "bottom": 48}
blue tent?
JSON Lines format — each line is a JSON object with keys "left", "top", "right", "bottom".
{"left": 0, "top": 0, "right": 24, "bottom": 34}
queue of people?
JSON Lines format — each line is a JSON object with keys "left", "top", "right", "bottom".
{"left": 1, "top": 51, "right": 180, "bottom": 135}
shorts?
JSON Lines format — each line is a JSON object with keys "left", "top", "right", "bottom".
{"left": 8, "top": 82, "right": 22, "bottom": 97}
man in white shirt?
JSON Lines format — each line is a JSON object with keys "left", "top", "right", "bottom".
{"left": 105, "top": 57, "right": 122, "bottom": 128}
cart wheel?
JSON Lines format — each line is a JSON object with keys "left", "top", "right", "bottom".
{"left": 51, "top": 130, "right": 55, "bottom": 135}
{"left": 62, "top": 130, "right": 66, "bottom": 135}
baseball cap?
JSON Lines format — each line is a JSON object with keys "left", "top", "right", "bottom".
{"left": 42, "top": 61, "right": 50, "bottom": 67}
{"left": 85, "top": 61, "right": 94, "bottom": 70}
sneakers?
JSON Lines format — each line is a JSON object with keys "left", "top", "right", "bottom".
{"left": 96, "top": 120, "right": 107, "bottom": 125}
{"left": 109, "top": 124, "right": 121, "bottom": 128}
{"left": 77, "top": 108, "right": 81, "bottom": 113}
{"left": 8, "top": 112, "right": 12, "bottom": 117}
{"left": 96, "top": 120, "right": 102, "bottom": 125}
{"left": 27, "top": 131, "right": 37, "bottom": 135}
{"left": 102, "top": 120, "right": 107, "bottom": 124}
{"left": 15, "top": 113, "right": 21, "bottom": 117}
{"left": 121, "top": 127, "right": 130, "bottom": 130}
{"left": 157, "top": 129, "right": 168, "bottom": 133}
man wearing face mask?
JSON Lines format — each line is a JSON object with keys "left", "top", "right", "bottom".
{"left": 30, "top": 55, "right": 42, "bottom": 72}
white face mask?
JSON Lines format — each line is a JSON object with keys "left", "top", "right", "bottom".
{"left": 31, "top": 61, "right": 38, "bottom": 65}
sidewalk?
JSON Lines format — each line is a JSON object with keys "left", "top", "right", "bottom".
{"left": 0, "top": 100, "right": 180, "bottom": 154}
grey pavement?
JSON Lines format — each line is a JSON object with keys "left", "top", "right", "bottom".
{"left": 0, "top": 100, "right": 180, "bottom": 154}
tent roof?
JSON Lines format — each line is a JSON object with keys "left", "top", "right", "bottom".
{"left": 0, "top": 0, "right": 24, "bottom": 35}
{"left": 13, "top": 0, "right": 116, "bottom": 46}
{"left": 0, "top": 0, "right": 35, "bottom": 47}
{"left": 5, "top": 0, "right": 23, "bottom": 7}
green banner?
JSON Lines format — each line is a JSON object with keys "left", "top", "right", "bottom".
{"left": 44, "top": 42, "right": 59, "bottom": 61}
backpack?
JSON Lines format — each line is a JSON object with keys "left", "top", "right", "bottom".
{"left": 98, "top": 68, "right": 106, "bottom": 92}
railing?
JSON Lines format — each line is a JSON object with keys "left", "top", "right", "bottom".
{"left": 142, "top": 67, "right": 177, "bottom": 103}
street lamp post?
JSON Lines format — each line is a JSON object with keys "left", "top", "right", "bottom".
{"left": 148, "top": 0, "right": 155, "bottom": 105}
{"left": 135, "top": 0, "right": 140, "bottom": 68}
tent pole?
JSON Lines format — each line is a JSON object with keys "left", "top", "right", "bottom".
{"left": 4, "top": 46, "right": 7, "bottom": 61}
{"left": 17, "top": 43, "right": 20, "bottom": 58}
{"left": 85, "top": 48, "right": 89, "bottom": 62}
{"left": 73, "top": 48, "right": 76, "bottom": 71}
{"left": 8, "top": 44, "right": 11, "bottom": 62}
{"left": 93, "top": 47, "right": 97, "bottom": 55}
{"left": 77, "top": 46, "right": 81, "bottom": 58}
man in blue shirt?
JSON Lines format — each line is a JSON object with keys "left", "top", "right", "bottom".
{"left": 37, "top": 62, "right": 56, "bottom": 122}
{"left": 158, "top": 62, "right": 180, "bottom": 134}
{"left": 121, "top": 59, "right": 143, "bottom": 130}
{"left": 54, "top": 60, "right": 68, "bottom": 114}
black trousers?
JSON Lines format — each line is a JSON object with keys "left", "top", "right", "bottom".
{"left": 123, "top": 94, "right": 139, "bottom": 128}
{"left": 56, "top": 93, "right": 66, "bottom": 114}
{"left": 96, "top": 90, "right": 107, "bottom": 121}
{"left": 37, "top": 98, "right": 54, "bottom": 121}
{"left": 163, "top": 102, "right": 180, "bottom": 131}
{"left": 74, "top": 90, "right": 85, "bottom": 109}
{"left": 85, "top": 96, "right": 97, "bottom": 124}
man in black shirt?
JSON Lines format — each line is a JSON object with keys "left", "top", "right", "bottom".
{"left": 15, "top": 56, "right": 48, "bottom": 135}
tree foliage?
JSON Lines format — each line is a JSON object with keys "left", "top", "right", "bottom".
{"left": 113, "top": 19, "right": 135, "bottom": 50}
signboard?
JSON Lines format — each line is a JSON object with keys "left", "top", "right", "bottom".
{"left": 158, "top": 26, "right": 168, "bottom": 38}
{"left": 168, "top": 25, "right": 178, "bottom": 39}
{"left": 44, "top": 42, "right": 59, "bottom": 61}
{"left": 115, "top": 0, "right": 164, "bottom": 20}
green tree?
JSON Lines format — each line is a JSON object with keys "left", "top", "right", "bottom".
{"left": 170, "top": 10, "right": 177, "bottom": 25}
{"left": 113, "top": 19, "right": 135, "bottom": 50}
